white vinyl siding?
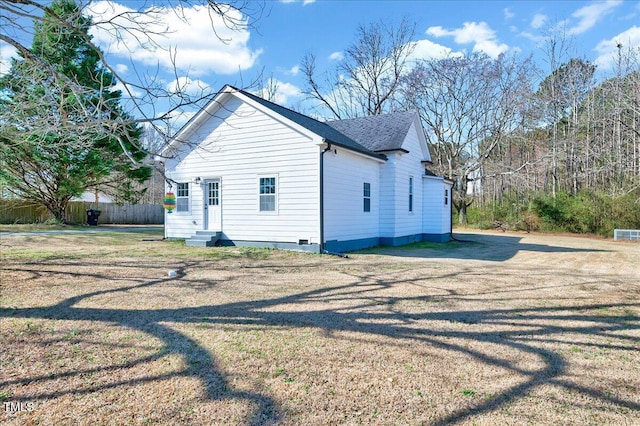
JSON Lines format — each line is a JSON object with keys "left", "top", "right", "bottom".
{"left": 378, "top": 157, "right": 397, "bottom": 237}
{"left": 388, "top": 121, "right": 426, "bottom": 238}
{"left": 377, "top": 118, "right": 438, "bottom": 240}
{"left": 323, "top": 148, "right": 380, "bottom": 242}
{"left": 422, "top": 177, "right": 452, "bottom": 235}
{"left": 164, "top": 95, "right": 320, "bottom": 243}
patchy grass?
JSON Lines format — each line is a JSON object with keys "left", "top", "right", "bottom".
{"left": 358, "top": 238, "right": 471, "bottom": 254}
{"left": 0, "top": 223, "right": 85, "bottom": 232}
{"left": 1, "top": 229, "right": 639, "bottom": 425}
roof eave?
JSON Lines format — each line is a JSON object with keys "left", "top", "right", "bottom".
{"left": 327, "top": 139, "right": 387, "bottom": 161}
{"left": 376, "top": 148, "right": 409, "bottom": 154}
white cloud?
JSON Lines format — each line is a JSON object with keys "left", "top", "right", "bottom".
{"left": 328, "top": 51, "right": 344, "bottom": 61}
{"left": 569, "top": 0, "right": 622, "bottom": 35}
{"left": 87, "top": 1, "right": 262, "bottom": 76}
{"left": 594, "top": 25, "right": 640, "bottom": 69}
{"left": 280, "top": 0, "right": 316, "bottom": 4}
{"left": 0, "top": 42, "right": 18, "bottom": 76}
{"left": 257, "top": 79, "right": 302, "bottom": 105}
{"left": 426, "top": 21, "right": 508, "bottom": 59}
{"left": 519, "top": 31, "right": 544, "bottom": 43}
{"left": 166, "top": 110, "right": 197, "bottom": 131}
{"left": 504, "top": 8, "right": 515, "bottom": 20}
{"left": 410, "top": 39, "right": 460, "bottom": 61}
{"left": 286, "top": 65, "right": 300, "bottom": 75}
{"left": 114, "top": 63, "right": 129, "bottom": 74}
{"left": 166, "top": 76, "right": 212, "bottom": 97}
{"left": 273, "top": 81, "right": 302, "bottom": 105}
{"left": 113, "top": 80, "right": 143, "bottom": 98}
{"left": 531, "top": 13, "right": 547, "bottom": 29}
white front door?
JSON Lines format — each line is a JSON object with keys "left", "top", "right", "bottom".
{"left": 204, "top": 179, "right": 221, "bottom": 231}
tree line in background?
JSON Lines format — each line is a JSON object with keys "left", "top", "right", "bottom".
{"left": 299, "top": 20, "right": 640, "bottom": 236}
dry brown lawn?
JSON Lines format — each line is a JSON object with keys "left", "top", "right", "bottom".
{"left": 0, "top": 228, "right": 639, "bottom": 425}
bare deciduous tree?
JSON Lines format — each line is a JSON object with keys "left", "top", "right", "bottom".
{"left": 0, "top": 0, "right": 264, "bottom": 153}
{"left": 301, "top": 18, "right": 415, "bottom": 119}
{"left": 402, "top": 53, "right": 535, "bottom": 224}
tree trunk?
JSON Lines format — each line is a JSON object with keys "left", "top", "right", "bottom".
{"left": 457, "top": 202, "right": 467, "bottom": 225}
{"left": 47, "top": 198, "right": 69, "bottom": 223}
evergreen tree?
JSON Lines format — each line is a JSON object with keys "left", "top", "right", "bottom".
{"left": 0, "top": 0, "right": 150, "bottom": 222}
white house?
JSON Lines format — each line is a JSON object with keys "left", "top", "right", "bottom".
{"left": 160, "top": 85, "right": 452, "bottom": 252}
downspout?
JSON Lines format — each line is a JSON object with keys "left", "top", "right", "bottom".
{"left": 319, "top": 140, "right": 332, "bottom": 253}
{"left": 450, "top": 182, "right": 454, "bottom": 241}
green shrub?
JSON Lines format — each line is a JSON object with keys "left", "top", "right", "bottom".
{"left": 531, "top": 190, "right": 640, "bottom": 236}
{"left": 465, "top": 190, "right": 640, "bottom": 236}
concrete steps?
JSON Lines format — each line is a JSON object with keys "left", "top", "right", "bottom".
{"left": 185, "top": 231, "right": 220, "bottom": 247}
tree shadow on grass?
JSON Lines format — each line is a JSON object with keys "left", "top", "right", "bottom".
{"left": 360, "top": 232, "right": 611, "bottom": 261}
{"left": 1, "top": 252, "right": 639, "bottom": 424}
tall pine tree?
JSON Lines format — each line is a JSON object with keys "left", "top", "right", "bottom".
{"left": 0, "top": 0, "right": 150, "bottom": 222}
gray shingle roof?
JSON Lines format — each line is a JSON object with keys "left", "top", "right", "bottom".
{"left": 235, "top": 87, "right": 386, "bottom": 160}
{"left": 327, "top": 111, "right": 417, "bottom": 152}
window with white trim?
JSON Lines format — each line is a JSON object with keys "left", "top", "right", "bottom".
{"left": 176, "top": 182, "right": 189, "bottom": 212}
{"left": 363, "top": 182, "right": 371, "bottom": 212}
{"left": 409, "top": 176, "right": 414, "bottom": 212}
{"left": 259, "top": 176, "right": 277, "bottom": 212}
{"left": 444, "top": 188, "right": 449, "bottom": 206}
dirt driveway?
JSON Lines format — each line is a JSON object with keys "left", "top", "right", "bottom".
{"left": 1, "top": 229, "right": 638, "bottom": 425}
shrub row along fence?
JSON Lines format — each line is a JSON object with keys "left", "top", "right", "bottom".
{"left": 0, "top": 200, "right": 164, "bottom": 224}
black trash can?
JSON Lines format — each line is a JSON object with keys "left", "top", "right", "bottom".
{"left": 86, "top": 209, "right": 101, "bottom": 226}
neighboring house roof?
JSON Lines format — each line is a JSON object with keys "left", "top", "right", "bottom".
{"left": 234, "top": 87, "right": 386, "bottom": 160}
{"left": 71, "top": 191, "right": 113, "bottom": 203}
{"left": 327, "top": 111, "right": 418, "bottom": 153}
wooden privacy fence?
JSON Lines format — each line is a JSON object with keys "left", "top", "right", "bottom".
{"left": 0, "top": 200, "right": 164, "bottom": 224}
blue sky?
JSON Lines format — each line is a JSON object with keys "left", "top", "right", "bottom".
{"left": 256, "top": 0, "right": 639, "bottom": 99}
{"left": 1, "top": 0, "right": 639, "bottom": 122}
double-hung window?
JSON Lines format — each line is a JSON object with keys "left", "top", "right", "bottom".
{"left": 409, "top": 177, "right": 414, "bottom": 212}
{"left": 363, "top": 182, "right": 371, "bottom": 212}
{"left": 176, "top": 182, "right": 189, "bottom": 212}
{"left": 259, "top": 176, "right": 277, "bottom": 212}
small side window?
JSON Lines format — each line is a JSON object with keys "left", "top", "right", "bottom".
{"left": 409, "top": 177, "right": 414, "bottom": 212}
{"left": 176, "top": 183, "right": 189, "bottom": 212}
{"left": 363, "top": 182, "right": 371, "bottom": 212}
{"left": 259, "top": 177, "right": 277, "bottom": 212}
{"left": 444, "top": 188, "right": 449, "bottom": 206}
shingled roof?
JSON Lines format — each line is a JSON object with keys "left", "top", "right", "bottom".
{"left": 327, "top": 111, "right": 418, "bottom": 153}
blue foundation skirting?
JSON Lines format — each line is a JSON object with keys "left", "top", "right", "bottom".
{"left": 190, "top": 233, "right": 450, "bottom": 254}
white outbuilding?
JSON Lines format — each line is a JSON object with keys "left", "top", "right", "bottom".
{"left": 160, "top": 85, "right": 452, "bottom": 252}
